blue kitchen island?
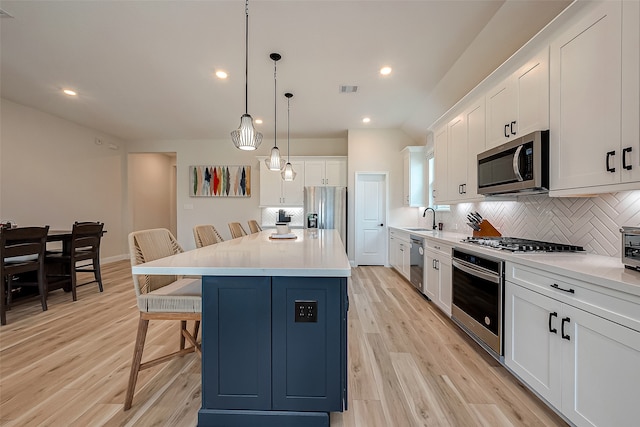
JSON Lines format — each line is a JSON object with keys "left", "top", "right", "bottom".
{"left": 131, "top": 229, "right": 351, "bottom": 427}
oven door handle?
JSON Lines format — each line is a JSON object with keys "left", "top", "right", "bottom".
{"left": 452, "top": 259, "right": 500, "bottom": 284}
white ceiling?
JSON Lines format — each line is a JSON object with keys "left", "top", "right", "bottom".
{"left": 0, "top": 0, "right": 571, "bottom": 143}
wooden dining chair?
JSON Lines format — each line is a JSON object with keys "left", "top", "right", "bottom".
{"left": 228, "top": 222, "right": 248, "bottom": 239}
{"left": 193, "top": 225, "right": 224, "bottom": 248}
{"left": 1, "top": 226, "right": 50, "bottom": 325}
{"left": 125, "top": 228, "right": 201, "bottom": 410}
{"left": 46, "top": 221, "right": 104, "bottom": 301}
{"left": 247, "top": 220, "right": 262, "bottom": 234}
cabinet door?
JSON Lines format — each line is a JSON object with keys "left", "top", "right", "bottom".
{"left": 400, "top": 241, "right": 411, "bottom": 280}
{"left": 424, "top": 249, "right": 437, "bottom": 302}
{"left": 281, "top": 160, "right": 305, "bottom": 206}
{"left": 550, "top": 1, "right": 622, "bottom": 191}
{"left": 436, "top": 254, "right": 452, "bottom": 316}
{"left": 304, "top": 160, "right": 325, "bottom": 186}
{"left": 465, "top": 98, "right": 485, "bottom": 200}
{"left": 621, "top": 0, "right": 640, "bottom": 183}
{"left": 325, "top": 160, "right": 346, "bottom": 186}
{"left": 447, "top": 115, "right": 467, "bottom": 202}
{"left": 515, "top": 48, "right": 549, "bottom": 139}
{"left": 486, "top": 78, "right": 516, "bottom": 149}
{"left": 201, "top": 276, "right": 272, "bottom": 410}
{"left": 272, "top": 277, "right": 346, "bottom": 412}
{"left": 561, "top": 304, "right": 640, "bottom": 427}
{"left": 433, "top": 126, "right": 448, "bottom": 203}
{"left": 504, "top": 282, "right": 562, "bottom": 407}
{"left": 402, "top": 153, "right": 411, "bottom": 206}
{"left": 260, "top": 164, "right": 284, "bottom": 206}
{"left": 389, "top": 235, "right": 397, "bottom": 268}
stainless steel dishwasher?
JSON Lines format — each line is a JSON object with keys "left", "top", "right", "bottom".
{"left": 409, "top": 235, "right": 424, "bottom": 292}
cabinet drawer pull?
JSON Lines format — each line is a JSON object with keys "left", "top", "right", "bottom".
{"left": 504, "top": 124, "right": 510, "bottom": 138}
{"left": 561, "top": 317, "right": 571, "bottom": 340}
{"left": 606, "top": 150, "right": 616, "bottom": 172}
{"left": 551, "top": 283, "right": 575, "bottom": 294}
{"left": 510, "top": 121, "right": 517, "bottom": 136}
{"left": 548, "top": 312, "right": 558, "bottom": 334}
{"left": 623, "top": 147, "right": 633, "bottom": 170}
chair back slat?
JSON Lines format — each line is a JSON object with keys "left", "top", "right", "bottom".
{"left": 71, "top": 222, "right": 104, "bottom": 253}
{"left": 128, "top": 228, "right": 183, "bottom": 295}
{"left": 1, "top": 226, "right": 49, "bottom": 260}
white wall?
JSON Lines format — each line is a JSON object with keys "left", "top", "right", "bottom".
{"left": 347, "top": 128, "right": 420, "bottom": 259}
{"left": 0, "top": 99, "right": 128, "bottom": 260}
{"left": 127, "top": 153, "right": 175, "bottom": 235}
{"left": 127, "top": 137, "right": 347, "bottom": 250}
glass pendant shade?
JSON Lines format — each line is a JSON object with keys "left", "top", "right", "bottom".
{"left": 281, "top": 162, "right": 296, "bottom": 181}
{"left": 265, "top": 146, "right": 284, "bottom": 170}
{"left": 231, "top": 114, "right": 262, "bottom": 150}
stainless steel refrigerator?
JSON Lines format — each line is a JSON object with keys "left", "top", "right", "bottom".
{"left": 304, "top": 186, "right": 347, "bottom": 251}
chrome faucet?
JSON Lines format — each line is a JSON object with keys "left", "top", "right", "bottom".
{"left": 422, "top": 207, "right": 437, "bottom": 230}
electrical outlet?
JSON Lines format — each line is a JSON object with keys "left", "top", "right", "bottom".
{"left": 294, "top": 300, "right": 318, "bottom": 323}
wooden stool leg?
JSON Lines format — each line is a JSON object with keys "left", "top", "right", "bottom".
{"left": 94, "top": 256, "right": 103, "bottom": 292}
{"left": 124, "top": 315, "right": 149, "bottom": 410}
{"left": 38, "top": 265, "right": 48, "bottom": 312}
{"left": 193, "top": 321, "right": 200, "bottom": 341}
{"left": 1, "top": 277, "right": 6, "bottom": 326}
{"left": 70, "top": 263, "right": 77, "bottom": 301}
{"left": 180, "top": 320, "right": 187, "bottom": 350}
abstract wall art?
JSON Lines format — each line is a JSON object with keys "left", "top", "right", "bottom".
{"left": 189, "top": 165, "right": 251, "bottom": 197}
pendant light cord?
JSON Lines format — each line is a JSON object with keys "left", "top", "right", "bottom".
{"left": 287, "top": 95, "right": 290, "bottom": 161}
{"left": 244, "top": 0, "right": 249, "bottom": 114}
{"left": 274, "top": 59, "right": 277, "bottom": 148}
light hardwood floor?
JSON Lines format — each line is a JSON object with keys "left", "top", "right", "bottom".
{"left": 0, "top": 260, "right": 567, "bottom": 426}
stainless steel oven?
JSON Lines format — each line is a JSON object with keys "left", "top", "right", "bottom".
{"left": 451, "top": 248, "right": 504, "bottom": 360}
{"left": 409, "top": 235, "right": 424, "bottom": 292}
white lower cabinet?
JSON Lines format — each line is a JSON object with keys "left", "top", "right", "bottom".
{"left": 389, "top": 230, "right": 411, "bottom": 281}
{"left": 424, "top": 240, "right": 452, "bottom": 316}
{"left": 505, "top": 264, "right": 640, "bottom": 427}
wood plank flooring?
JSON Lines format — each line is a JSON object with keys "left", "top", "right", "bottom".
{"left": 0, "top": 261, "right": 567, "bottom": 426}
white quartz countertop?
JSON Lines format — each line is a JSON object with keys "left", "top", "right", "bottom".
{"left": 132, "top": 228, "right": 351, "bottom": 277}
{"left": 389, "top": 226, "right": 640, "bottom": 297}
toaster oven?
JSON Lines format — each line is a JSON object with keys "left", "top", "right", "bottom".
{"left": 620, "top": 227, "right": 640, "bottom": 271}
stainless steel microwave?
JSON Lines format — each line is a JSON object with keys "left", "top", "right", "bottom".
{"left": 477, "top": 130, "right": 549, "bottom": 195}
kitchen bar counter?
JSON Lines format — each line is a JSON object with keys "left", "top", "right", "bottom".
{"left": 131, "top": 228, "right": 351, "bottom": 278}
{"left": 389, "top": 226, "right": 640, "bottom": 297}
{"left": 132, "top": 228, "right": 350, "bottom": 427}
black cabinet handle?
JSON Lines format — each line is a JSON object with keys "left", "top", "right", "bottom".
{"left": 504, "top": 124, "right": 510, "bottom": 138}
{"left": 551, "top": 283, "right": 575, "bottom": 294}
{"left": 549, "top": 312, "right": 558, "bottom": 334}
{"left": 510, "top": 121, "right": 517, "bottom": 135}
{"left": 561, "top": 317, "right": 571, "bottom": 340}
{"left": 606, "top": 150, "right": 616, "bottom": 172}
{"left": 462, "top": 183, "right": 466, "bottom": 194}
{"left": 623, "top": 147, "right": 633, "bottom": 170}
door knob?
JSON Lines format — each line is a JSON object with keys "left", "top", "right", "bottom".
{"left": 379, "top": 223, "right": 384, "bottom": 226}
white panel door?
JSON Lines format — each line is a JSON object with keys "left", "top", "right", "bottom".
{"left": 355, "top": 173, "right": 387, "bottom": 266}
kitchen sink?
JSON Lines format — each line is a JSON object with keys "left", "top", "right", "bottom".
{"left": 404, "top": 227, "right": 431, "bottom": 232}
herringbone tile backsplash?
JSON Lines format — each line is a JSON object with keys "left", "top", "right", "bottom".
{"left": 419, "top": 190, "right": 640, "bottom": 258}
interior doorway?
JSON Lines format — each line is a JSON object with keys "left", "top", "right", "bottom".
{"left": 127, "top": 153, "right": 177, "bottom": 237}
{"left": 354, "top": 172, "right": 388, "bottom": 266}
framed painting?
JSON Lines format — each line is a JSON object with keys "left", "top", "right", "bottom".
{"left": 189, "top": 165, "right": 251, "bottom": 197}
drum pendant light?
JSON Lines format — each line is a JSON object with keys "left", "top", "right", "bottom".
{"left": 231, "top": 0, "right": 262, "bottom": 150}
{"left": 281, "top": 92, "right": 297, "bottom": 181}
{"left": 265, "top": 53, "right": 284, "bottom": 170}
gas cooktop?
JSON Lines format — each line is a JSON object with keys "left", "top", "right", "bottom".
{"left": 461, "top": 237, "right": 585, "bottom": 253}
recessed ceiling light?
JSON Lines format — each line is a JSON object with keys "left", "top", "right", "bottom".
{"left": 63, "top": 89, "right": 77, "bottom": 96}
{"left": 362, "top": 117, "right": 371, "bottom": 124}
{"left": 380, "top": 66, "right": 392, "bottom": 76}
{"left": 215, "top": 70, "right": 228, "bottom": 79}
{"left": 255, "top": 119, "right": 263, "bottom": 124}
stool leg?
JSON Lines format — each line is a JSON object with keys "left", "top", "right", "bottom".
{"left": 124, "top": 315, "right": 149, "bottom": 410}
{"left": 180, "top": 320, "right": 187, "bottom": 350}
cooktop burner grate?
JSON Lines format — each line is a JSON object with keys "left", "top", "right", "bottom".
{"left": 461, "top": 237, "right": 585, "bottom": 253}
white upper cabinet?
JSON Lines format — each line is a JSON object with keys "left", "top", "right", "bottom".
{"left": 433, "top": 125, "right": 448, "bottom": 204}
{"left": 549, "top": 1, "right": 640, "bottom": 195}
{"left": 304, "top": 159, "right": 347, "bottom": 187}
{"left": 259, "top": 160, "right": 305, "bottom": 207}
{"left": 486, "top": 48, "right": 549, "bottom": 149}
{"left": 402, "top": 146, "right": 426, "bottom": 207}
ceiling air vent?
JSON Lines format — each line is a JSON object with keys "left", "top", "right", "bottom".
{"left": 339, "top": 85, "right": 358, "bottom": 94}
{"left": 0, "top": 9, "right": 14, "bottom": 18}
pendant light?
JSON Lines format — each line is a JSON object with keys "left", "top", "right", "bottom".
{"left": 231, "top": 0, "right": 262, "bottom": 150}
{"left": 281, "top": 92, "right": 297, "bottom": 181}
{"left": 265, "top": 53, "right": 284, "bottom": 170}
